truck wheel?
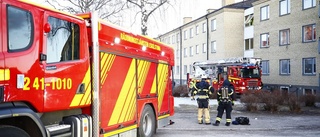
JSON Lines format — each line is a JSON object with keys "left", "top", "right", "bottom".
{"left": 0, "top": 125, "right": 30, "bottom": 137}
{"left": 138, "top": 105, "right": 155, "bottom": 137}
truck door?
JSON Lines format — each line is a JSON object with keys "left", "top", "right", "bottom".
{"left": 42, "top": 12, "right": 91, "bottom": 111}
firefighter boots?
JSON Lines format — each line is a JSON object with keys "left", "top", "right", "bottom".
{"left": 213, "top": 120, "right": 220, "bottom": 126}
{"left": 198, "top": 108, "right": 203, "bottom": 124}
{"left": 225, "top": 122, "right": 230, "bottom": 126}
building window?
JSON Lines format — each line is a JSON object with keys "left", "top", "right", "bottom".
{"left": 189, "top": 46, "right": 193, "bottom": 56}
{"left": 184, "top": 65, "right": 187, "bottom": 75}
{"left": 245, "top": 38, "right": 254, "bottom": 50}
{"left": 210, "top": 41, "right": 216, "bottom": 53}
{"left": 176, "top": 49, "right": 179, "bottom": 58}
{"left": 260, "top": 33, "right": 269, "bottom": 48}
{"left": 196, "top": 25, "right": 199, "bottom": 35}
{"left": 196, "top": 45, "right": 199, "bottom": 54}
{"left": 280, "top": 59, "right": 290, "bottom": 75}
{"left": 189, "top": 65, "right": 193, "bottom": 74}
{"left": 280, "top": 0, "right": 290, "bottom": 16}
{"left": 261, "top": 60, "right": 269, "bottom": 74}
{"left": 184, "top": 30, "right": 187, "bottom": 40}
{"left": 176, "top": 33, "right": 180, "bottom": 42}
{"left": 303, "top": 57, "right": 316, "bottom": 75}
{"left": 303, "top": 24, "right": 316, "bottom": 42}
{"left": 303, "top": 89, "right": 316, "bottom": 95}
{"left": 211, "top": 19, "right": 216, "bottom": 31}
{"left": 202, "top": 43, "right": 207, "bottom": 53}
{"left": 167, "top": 37, "right": 171, "bottom": 44}
{"left": 303, "top": 0, "right": 316, "bottom": 9}
{"left": 245, "top": 14, "right": 254, "bottom": 27}
{"left": 184, "top": 47, "right": 187, "bottom": 57}
{"left": 172, "top": 35, "right": 175, "bottom": 44}
{"left": 260, "top": 5, "right": 269, "bottom": 21}
{"left": 176, "top": 66, "right": 180, "bottom": 74}
{"left": 190, "top": 28, "right": 193, "bottom": 38}
{"left": 279, "top": 29, "right": 290, "bottom": 45}
{"left": 202, "top": 22, "right": 206, "bottom": 33}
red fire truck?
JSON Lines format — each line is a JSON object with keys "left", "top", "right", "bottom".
{"left": 191, "top": 57, "right": 263, "bottom": 95}
{"left": 0, "top": 0, "right": 175, "bottom": 137}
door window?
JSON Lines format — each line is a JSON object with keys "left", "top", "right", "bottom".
{"left": 46, "top": 16, "right": 80, "bottom": 63}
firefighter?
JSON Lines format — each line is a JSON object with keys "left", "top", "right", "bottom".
{"left": 213, "top": 79, "right": 235, "bottom": 126}
{"left": 192, "top": 77, "right": 214, "bottom": 124}
{"left": 189, "top": 79, "right": 195, "bottom": 100}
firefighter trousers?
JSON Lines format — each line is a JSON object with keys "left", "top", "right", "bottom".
{"left": 197, "top": 99, "right": 210, "bottom": 124}
{"left": 215, "top": 102, "right": 233, "bottom": 123}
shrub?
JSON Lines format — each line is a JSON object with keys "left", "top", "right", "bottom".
{"left": 173, "top": 85, "right": 189, "bottom": 97}
{"left": 286, "top": 93, "right": 301, "bottom": 112}
{"left": 300, "top": 94, "right": 316, "bottom": 107}
{"left": 240, "top": 91, "right": 260, "bottom": 112}
{"left": 259, "top": 90, "right": 281, "bottom": 112}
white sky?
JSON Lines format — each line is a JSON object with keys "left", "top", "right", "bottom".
{"left": 30, "top": 0, "right": 243, "bottom": 37}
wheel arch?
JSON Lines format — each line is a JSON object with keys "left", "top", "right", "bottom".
{"left": 0, "top": 102, "right": 47, "bottom": 137}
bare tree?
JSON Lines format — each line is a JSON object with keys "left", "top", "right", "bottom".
{"left": 127, "top": 0, "right": 170, "bottom": 35}
{"left": 44, "top": 0, "right": 127, "bottom": 24}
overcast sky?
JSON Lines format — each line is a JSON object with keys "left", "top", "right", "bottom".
{"left": 31, "top": 0, "right": 243, "bottom": 37}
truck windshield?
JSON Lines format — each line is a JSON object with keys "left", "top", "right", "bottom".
{"left": 240, "top": 68, "right": 260, "bottom": 78}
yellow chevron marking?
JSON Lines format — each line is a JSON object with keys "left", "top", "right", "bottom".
{"left": 137, "top": 60, "right": 150, "bottom": 94}
{"left": 70, "top": 67, "right": 92, "bottom": 107}
{"left": 109, "top": 60, "right": 136, "bottom": 125}
{"left": 101, "top": 53, "right": 116, "bottom": 85}
{"left": 103, "top": 124, "right": 137, "bottom": 137}
{"left": 157, "top": 64, "right": 168, "bottom": 110}
{"left": 0, "top": 69, "right": 10, "bottom": 81}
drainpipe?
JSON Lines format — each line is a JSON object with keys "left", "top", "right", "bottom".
{"left": 179, "top": 27, "right": 183, "bottom": 85}
{"left": 205, "top": 14, "right": 209, "bottom": 60}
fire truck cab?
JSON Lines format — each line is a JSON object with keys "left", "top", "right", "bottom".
{"left": 192, "top": 57, "right": 263, "bottom": 95}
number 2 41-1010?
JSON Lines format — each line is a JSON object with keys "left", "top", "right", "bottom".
{"left": 23, "top": 77, "right": 72, "bottom": 90}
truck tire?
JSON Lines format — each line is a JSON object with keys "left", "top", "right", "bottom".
{"left": 138, "top": 105, "right": 155, "bottom": 137}
{"left": 0, "top": 125, "right": 30, "bottom": 137}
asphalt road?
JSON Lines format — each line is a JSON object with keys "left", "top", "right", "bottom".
{"left": 154, "top": 100, "right": 320, "bottom": 137}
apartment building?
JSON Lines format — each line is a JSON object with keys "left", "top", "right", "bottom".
{"left": 253, "top": 0, "right": 319, "bottom": 96}
{"left": 158, "top": 0, "right": 254, "bottom": 85}
{"left": 158, "top": 0, "right": 319, "bottom": 96}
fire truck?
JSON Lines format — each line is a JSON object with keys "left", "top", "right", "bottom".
{"left": 191, "top": 57, "right": 263, "bottom": 95}
{"left": 0, "top": 0, "right": 175, "bottom": 137}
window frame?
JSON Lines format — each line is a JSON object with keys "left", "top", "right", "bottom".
{"left": 261, "top": 60, "right": 270, "bottom": 75}
{"left": 202, "top": 43, "right": 207, "bottom": 53}
{"left": 196, "top": 45, "right": 199, "bottom": 54}
{"left": 302, "top": 24, "right": 316, "bottom": 42}
{"left": 202, "top": 22, "right": 206, "bottom": 33}
{"left": 260, "top": 5, "right": 269, "bottom": 21}
{"left": 245, "top": 38, "right": 254, "bottom": 50}
{"left": 279, "top": 59, "right": 290, "bottom": 75}
{"left": 210, "top": 41, "right": 216, "bottom": 53}
{"left": 196, "top": 25, "right": 199, "bottom": 35}
{"left": 189, "top": 27, "right": 193, "bottom": 38}
{"left": 302, "top": 57, "right": 316, "bottom": 75}
{"left": 302, "top": 0, "right": 316, "bottom": 10}
{"left": 279, "top": 0, "right": 290, "bottom": 16}
{"left": 211, "top": 19, "right": 216, "bottom": 31}
{"left": 279, "top": 29, "right": 290, "bottom": 46}
{"left": 260, "top": 33, "right": 270, "bottom": 48}
{"left": 189, "top": 46, "right": 193, "bottom": 56}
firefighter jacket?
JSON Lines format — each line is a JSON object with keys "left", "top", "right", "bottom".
{"left": 192, "top": 80, "right": 214, "bottom": 99}
{"left": 217, "top": 79, "right": 235, "bottom": 103}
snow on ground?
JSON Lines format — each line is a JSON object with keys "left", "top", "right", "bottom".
{"left": 174, "top": 97, "right": 241, "bottom": 107}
